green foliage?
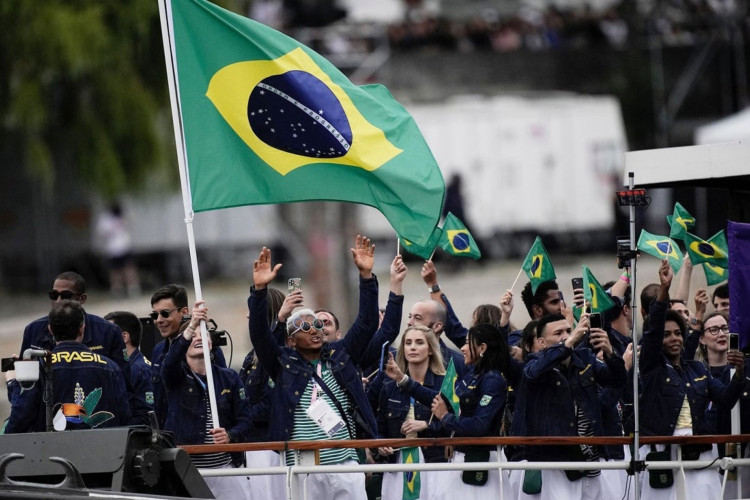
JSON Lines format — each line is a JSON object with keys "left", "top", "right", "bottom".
{"left": 0, "top": 0, "right": 168, "bottom": 199}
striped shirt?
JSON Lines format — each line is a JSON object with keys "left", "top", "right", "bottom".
{"left": 190, "top": 393, "right": 232, "bottom": 469}
{"left": 284, "top": 360, "right": 358, "bottom": 466}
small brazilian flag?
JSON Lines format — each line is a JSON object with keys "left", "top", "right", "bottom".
{"left": 439, "top": 358, "right": 460, "bottom": 415}
{"left": 703, "top": 262, "right": 728, "bottom": 286}
{"left": 164, "top": 0, "right": 444, "bottom": 247}
{"left": 401, "top": 446, "right": 421, "bottom": 500}
{"left": 521, "top": 236, "right": 556, "bottom": 294}
{"left": 400, "top": 226, "right": 443, "bottom": 260}
{"left": 684, "top": 230, "right": 729, "bottom": 268}
{"left": 438, "top": 212, "right": 481, "bottom": 260}
{"left": 637, "top": 230, "right": 683, "bottom": 273}
{"left": 666, "top": 202, "right": 696, "bottom": 241}
{"left": 582, "top": 266, "right": 615, "bottom": 314}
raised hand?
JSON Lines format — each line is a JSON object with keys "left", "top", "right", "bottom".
{"left": 390, "top": 254, "right": 407, "bottom": 295}
{"left": 278, "top": 290, "right": 304, "bottom": 323}
{"left": 589, "top": 328, "right": 613, "bottom": 358}
{"left": 384, "top": 352, "right": 404, "bottom": 382}
{"left": 659, "top": 260, "right": 673, "bottom": 289}
{"left": 694, "top": 288, "right": 708, "bottom": 319}
{"left": 351, "top": 234, "right": 375, "bottom": 278}
{"left": 421, "top": 260, "right": 438, "bottom": 287}
{"left": 499, "top": 289, "right": 513, "bottom": 327}
{"left": 253, "top": 247, "right": 282, "bottom": 289}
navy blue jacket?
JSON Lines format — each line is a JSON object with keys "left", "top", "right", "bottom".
{"left": 371, "top": 369, "right": 447, "bottom": 463}
{"left": 127, "top": 348, "right": 154, "bottom": 426}
{"left": 161, "top": 334, "right": 252, "bottom": 464}
{"left": 151, "top": 334, "right": 226, "bottom": 429}
{"left": 514, "top": 343, "right": 626, "bottom": 461}
{"left": 598, "top": 326, "right": 632, "bottom": 460}
{"left": 239, "top": 320, "right": 285, "bottom": 442}
{"left": 360, "top": 291, "right": 404, "bottom": 374}
{"left": 6, "top": 342, "right": 130, "bottom": 433}
{"left": 437, "top": 293, "right": 475, "bottom": 378}
{"left": 21, "top": 311, "right": 127, "bottom": 369}
{"left": 639, "top": 300, "right": 743, "bottom": 437}
{"left": 403, "top": 368, "right": 507, "bottom": 452}
{"left": 248, "top": 276, "right": 380, "bottom": 442}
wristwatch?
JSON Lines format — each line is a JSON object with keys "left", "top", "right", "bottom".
{"left": 690, "top": 317, "right": 702, "bottom": 327}
{"left": 429, "top": 284, "right": 441, "bottom": 293}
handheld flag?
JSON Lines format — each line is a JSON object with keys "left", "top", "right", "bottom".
{"left": 401, "top": 447, "right": 421, "bottom": 500}
{"left": 582, "top": 266, "right": 616, "bottom": 313}
{"left": 666, "top": 202, "right": 695, "bottom": 241}
{"left": 521, "top": 237, "right": 556, "bottom": 294}
{"left": 165, "top": 0, "right": 444, "bottom": 246}
{"left": 636, "top": 230, "right": 683, "bottom": 273}
{"left": 684, "top": 231, "right": 729, "bottom": 268}
{"left": 728, "top": 221, "right": 750, "bottom": 350}
{"left": 439, "top": 358, "right": 460, "bottom": 415}
{"left": 702, "top": 262, "right": 728, "bottom": 286}
{"left": 399, "top": 226, "right": 443, "bottom": 260}
{"left": 438, "top": 212, "right": 481, "bottom": 260}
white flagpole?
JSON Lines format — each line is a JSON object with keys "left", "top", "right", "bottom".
{"left": 157, "top": 0, "right": 220, "bottom": 429}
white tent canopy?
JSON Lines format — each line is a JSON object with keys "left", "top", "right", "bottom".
{"left": 695, "top": 108, "right": 750, "bottom": 145}
{"left": 624, "top": 140, "right": 750, "bottom": 189}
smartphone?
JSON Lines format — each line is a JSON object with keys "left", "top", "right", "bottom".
{"left": 379, "top": 341, "right": 391, "bottom": 372}
{"left": 729, "top": 333, "right": 739, "bottom": 351}
{"left": 617, "top": 237, "right": 632, "bottom": 269}
{"left": 590, "top": 313, "right": 602, "bottom": 330}
{"left": 288, "top": 278, "right": 302, "bottom": 292}
{"left": 558, "top": 291, "right": 565, "bottom": 304}
{"left": 1, "top": 358, "right": 15, "bottom": 372}
{"left": 571, "top": 277, "right": 583, "bottom": 291}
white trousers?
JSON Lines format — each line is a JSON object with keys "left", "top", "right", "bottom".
{"left": 295, "top": 459, "right": 367, "bottom": 500}
{"left": 244, "top": 449, "right": 286, "bottom": 499}
{"left": 203, "top": 464, "right": 253, "bottom": 500}
{"left": 638, "top": 442, "right": 721, "bottom": 500}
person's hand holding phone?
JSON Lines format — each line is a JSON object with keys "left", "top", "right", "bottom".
{"left": 589, "top": 328, "right": 613, "bottom": 358}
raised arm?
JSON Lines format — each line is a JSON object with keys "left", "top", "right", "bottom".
{"left": 162, "top": 301, "right": 207, "bottom": 388}
{"left": 360, "top": 255, "right": 407, "bottom": 368}
{"left": 639, "top": 260, "right": 672, "bottom": 373}
{"left": 248, "top": 247, "right": 284, "bottom": 379}
{"left": 673, "top": 254, "right": 692, "bottom": 302}
{"left": 341, "top": 235, "right": 379, "bottom": 362}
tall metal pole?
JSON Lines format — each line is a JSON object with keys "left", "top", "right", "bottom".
{"left": 629, "top": 172, "right": 641, "bottom": 500}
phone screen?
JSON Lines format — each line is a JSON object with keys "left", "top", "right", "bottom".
{"left": 730, "top": 333, "right": 739, "bottom": 351}
{"left": 379, "top": 341, "right": 390, "bottom": 372}
{"left": 590, "top": 313, "right": 602, "bottom": 330}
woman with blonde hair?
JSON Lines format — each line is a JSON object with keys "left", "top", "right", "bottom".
{"left": 370, "top": 325, "right": 446, "bottom": 499}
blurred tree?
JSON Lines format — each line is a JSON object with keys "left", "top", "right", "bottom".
{"left": 0, "top": 0, "right": 169, "bottom": 199}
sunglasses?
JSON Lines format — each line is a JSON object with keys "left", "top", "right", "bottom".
{"left": 48, "top": 290, "right": 79, "bottom": 300}
{"left": 291, "top": 317, "right": 324, "bottom": 335}
{"left": 150, "top": 308, "right": 179, "bottom": 320}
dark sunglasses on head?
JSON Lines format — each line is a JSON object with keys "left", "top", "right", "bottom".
{"left": 150, "top": 308, "right": 179, "bottom": 320}
{"left": 48, "top": 290, "right": 79, "bottom": 300}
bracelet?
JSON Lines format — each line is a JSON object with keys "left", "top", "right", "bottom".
{"left": 620, "top": 272, "right": 631, "bottom": 284}
{"left": 397, "top": 374, "right": 409, "bottom": 389}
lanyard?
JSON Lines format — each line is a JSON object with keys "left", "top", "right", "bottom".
{"left": 311, "top": 361, "right": 323, "bottom": 403}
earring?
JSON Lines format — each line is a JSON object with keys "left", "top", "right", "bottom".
{"left": 480, "top": 351, "right": 484, "bottom": 358}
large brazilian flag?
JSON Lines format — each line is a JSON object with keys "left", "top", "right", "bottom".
{"left": 166, "top": 0, "right": 445, "bottom": 246}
